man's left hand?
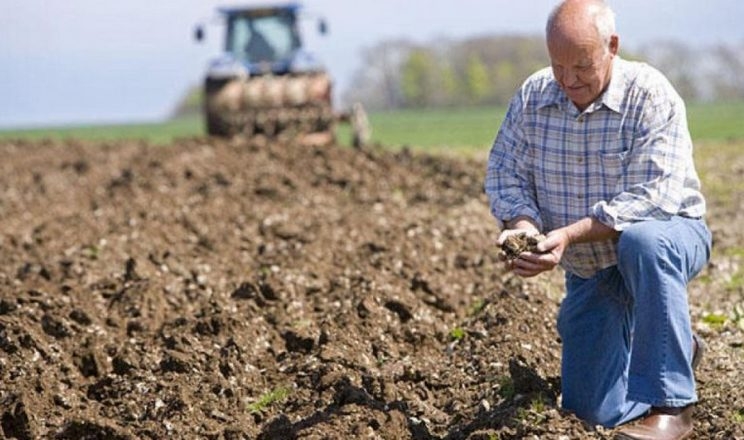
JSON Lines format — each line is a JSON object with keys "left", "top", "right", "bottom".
{"left": 510, "top": 229, "right": 570, "bottom": 277}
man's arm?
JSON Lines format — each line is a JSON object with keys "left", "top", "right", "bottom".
{"left": 486, "top": 93, "right": 543, "bottom": 232}
{"left": 592, "top": 73, "right": 704, "bottom": 229}
{"left": 556, "top": 216, "right": 620, "bottom": 245}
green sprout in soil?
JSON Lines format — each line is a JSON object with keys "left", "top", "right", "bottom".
{"left": 82, "top": 244, "right": 100, "bottom": 260}
{"left": 725, "top": 271, "right": 744, "bottom": 291}
{"left": 497, "top": 376, "right": 515, "bottom": 400}
{"left": 469, "top": 299, "right": 486, "bottom": 316}
{"left": 248, "top": 386, "right": 291, "bottom": 414}
{"left": 702, "top": 312, "right": 728, "bottom": 328}
{"left": 694, "top": 273, "right": 712, "bottom": 285}
{"left": 723, "top": 246, "right": 744, "bottom": 258}
{"left": 733, "top": 303, "right": 744, "bottom": 330}
{"left": 515, "top": 407, "right": 532, "bottom": 424}
{"left": 515, "top": 394, "right": 548, "bottom": 424}
{"left": 450, "top": 327, "right": 465, "bottom": 341}
{"left": 702, "top": 303, "right": 744, "bottom": 330}
{"left": 291, "top": 319, "right": 312, "bottom": 329}
{"left": 530, "top": 394, "right": 546, "bottom": 413}
{"left": 259, "top": 265, "right": 272, "bottom": 276}
{"left": 376, "top": 355, "right": 387, "bottom": 367}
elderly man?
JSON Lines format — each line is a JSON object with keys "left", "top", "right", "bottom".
{"left": 485, "top": 0, "right": 711, "bottom": 439}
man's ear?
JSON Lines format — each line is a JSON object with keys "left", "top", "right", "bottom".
{"left": 609, "top": 34, "right": 619, "bottom": 56}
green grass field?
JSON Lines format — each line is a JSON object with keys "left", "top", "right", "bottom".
{"left": 362, "top": 101, "right": 744, "bottom": 153}
{"left": 0, "top": 115, "right": 204, "bottom": 145}
{"left": 1, "top": 101, "right": 743, "bottom": 151}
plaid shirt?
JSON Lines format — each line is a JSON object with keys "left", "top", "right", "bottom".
{"left": 485, "top": 57, "right": 706, "bottom": 278}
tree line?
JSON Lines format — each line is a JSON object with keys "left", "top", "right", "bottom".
{"left": 341, "top": 35, "right": 744, "bottom": 110}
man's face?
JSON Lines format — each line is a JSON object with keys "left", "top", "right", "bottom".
{"left": 548, "top": 32, "right": 617, "bottom": 111}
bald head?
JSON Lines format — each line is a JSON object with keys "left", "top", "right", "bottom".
{"left": 547, "top": 0, "right": 616, "bottom": 48}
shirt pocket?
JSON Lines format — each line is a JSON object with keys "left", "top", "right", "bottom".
{"left": 598, "top": 152, "right": 626, "bottom": 196}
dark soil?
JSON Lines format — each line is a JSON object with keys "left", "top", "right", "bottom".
{"left": 0, "top": 136, "right": 741, "bottom": 439}
{"left": 499, "top": 233, "right": 546, "bottom": 261}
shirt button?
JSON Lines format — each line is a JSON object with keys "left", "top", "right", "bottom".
{"left": 577, "top": 158, "right": 583, "bottom": 163}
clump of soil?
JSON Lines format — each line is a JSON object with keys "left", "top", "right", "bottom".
{"left": 0, "top": 136, "right": 741, "bottom": 439}
{"left": 499, "top": 233, "right": 547, "bottom": 260}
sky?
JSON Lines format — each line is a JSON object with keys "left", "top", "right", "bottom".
{"left": 1, "top": 0, "right": 742, "bottom": 129}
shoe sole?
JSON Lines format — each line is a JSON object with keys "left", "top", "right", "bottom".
{"left": 692, "top": 333, "right": 705, "bottom": 371}
{"left": 614, "top": 432, "right": 692, "bottom": 440}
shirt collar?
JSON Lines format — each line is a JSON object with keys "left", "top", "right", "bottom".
{"left": 599, "top": 57, "right": 626, "bottom": 113}
{"left": 535, "top": 79, "right": 565, "bottom": 110}
{"left": 536, "top": 56, "right": 627, "bottom": 114}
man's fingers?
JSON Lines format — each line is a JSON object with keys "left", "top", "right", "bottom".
{"left": 515, "top": 252, "right": 557, "bottom": 271}
{"left": 535, "top": 234, "right": 557, "bottom": 253}
{"left": 512, "top": 264, "right": 542, "bottom": 278}
{"left": 512, "top": 256, "right": 542, "bottom": 272}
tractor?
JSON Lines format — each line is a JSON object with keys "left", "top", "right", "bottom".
{"left": 194, "top": 3, "right": 369, "bottom": 146}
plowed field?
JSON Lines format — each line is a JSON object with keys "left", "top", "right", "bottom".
{"left": 0, "top": 137, "right": 742, "bottom": 439}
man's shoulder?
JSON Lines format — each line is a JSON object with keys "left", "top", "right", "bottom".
{"left": 518, "top": 66, "right": 562, "bottom": 107}
{"left": 522, "top": 66, "right": 556, "bottom": 91}
{"left": 615, "top": 57, "right": 678, "bottom": 98}
{"left": 616, "top": 57, "right": 660, "bottom": 79}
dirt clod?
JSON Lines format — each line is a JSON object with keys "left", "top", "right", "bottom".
{"left": 500, "top": 232, "right": 547, "bottom": 260}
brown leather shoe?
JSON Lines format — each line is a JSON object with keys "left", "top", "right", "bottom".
{"left": 614, "top": 405, "right": 694, "bottom": 440}
{"left": 615, "top": 335, "right": 703, "bottom": 439}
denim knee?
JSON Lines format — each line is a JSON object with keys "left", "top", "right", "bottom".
{"left": 616, "top": 221, "right": 664, "bottom": 269}
{"left": 617, "top": 218, "right": 711, "bottom": 282}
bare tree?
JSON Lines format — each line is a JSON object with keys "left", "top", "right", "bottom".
{"left": 709, "top": 43, "right": 744, "bottom": 100}
{"left": 639, "top": 41, "right": 701, "bottom": 101}
{"left": 342, "top": 39, "right": 414, "bottom": 110}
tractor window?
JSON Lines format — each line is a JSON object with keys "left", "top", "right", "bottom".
{"left": 227, "top": 13, "right": 301, "bottom": 63}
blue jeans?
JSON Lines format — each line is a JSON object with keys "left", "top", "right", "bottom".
{"left": 557, "top": 217, "right": 711, "bottom": 427}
